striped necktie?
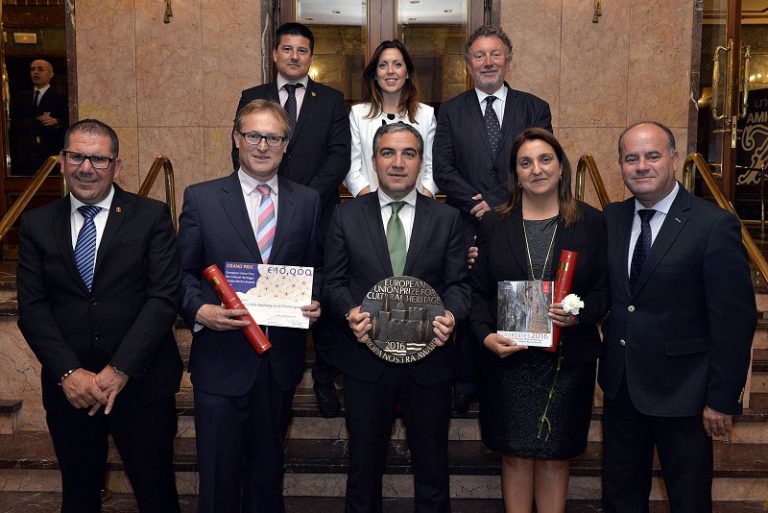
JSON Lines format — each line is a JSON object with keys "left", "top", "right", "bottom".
{"left": 256, "top": 184, "right": 276, "bottom": 263}
{"left": 74, "top": 205, "right": 101, "bottom": 291}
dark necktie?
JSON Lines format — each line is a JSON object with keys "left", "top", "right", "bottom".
{"left": 484, "top": 96, "right": 501, "bottom": 158}
{"left": 74, "top": 205, "right": 101, "bottom": 291}
{"left": 387, "top": 202, "right": 406, "bottom": 276}
{"left": 283, "top": 83, "right": 302, "bottom": 131}
{"left": 629, "top": 209, "right": 656, "bottom": 292}
{"left": 33, "top": 90, "right": 39, "bottom": 107}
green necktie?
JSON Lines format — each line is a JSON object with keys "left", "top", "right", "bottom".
{"left": 387, "top": 201, "right": 406, "bottom": 276}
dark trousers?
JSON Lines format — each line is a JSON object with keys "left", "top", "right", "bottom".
{"left": 46, "top": 396, "right": 180, "bottom": 513}
{"left": 343, "top": 367, "right": 452, "bottom": 513}
{"left": 311, "top": 316, "right": 338, "bottom": 385}
{"left": 602, "top": 378, "right": 713, "bottom": 513}
{"left": 194, "top": 357, "right": 295, "bottom": 513}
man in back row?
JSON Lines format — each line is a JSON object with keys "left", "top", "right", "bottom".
{"left": 433, "top": 24, "right": 552, "bottom": 414}
{"left": 232, "top": 22, "right": 350, "bottom": 417}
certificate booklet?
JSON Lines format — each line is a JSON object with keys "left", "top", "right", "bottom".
{"left": 224, "top": 262, "right": 314, "bottom": 329}
{"left": 497, "top": 280, "right": 553, "bottom": 347}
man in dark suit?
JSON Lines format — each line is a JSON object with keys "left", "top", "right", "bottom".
{"left": 10, "top": 59, "right": 69, "bottom": 174}
{"left": 17, "top": 119, "right": 182, "bottom": 513}
{"left": 433, "top": 24, "right": 552, "bottom": 415}
{"left": 231, "top": 22, "right": 350, "bottom": 416}
{"left": 180, "top": 99, "right": 323, "bottom": 513}
{"left": 600, "top": 121, "right": 757, "bottom": 513}
{"left": 324, "top": 122, "right": 470, "bottom": 513}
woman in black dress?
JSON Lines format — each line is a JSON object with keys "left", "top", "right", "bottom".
{"left": 470, "top": 128, "right": 608, "bottom": 513}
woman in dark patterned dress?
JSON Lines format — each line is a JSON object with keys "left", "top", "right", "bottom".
{"left": 470, "top": 128, "right": 608, "bottom": 513}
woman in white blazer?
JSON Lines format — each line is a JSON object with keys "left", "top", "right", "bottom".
{"left": 345, "top": 40, "right": 437, "bottom": 197}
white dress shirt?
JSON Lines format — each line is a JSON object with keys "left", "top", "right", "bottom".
{"left": 378, "top": 188, "right": 418, "bottom": 251}
{"left": 238, "top": 169, "right": 279, "bottom": 238}
{"left": 276, "top": 74, "right": 309, "bottom": 117}
{"left": 475, "top": 84, "right": 507, "bottom": 127}
{"left": 627, "top": 182, "right": 680, "bottom": 277}
{"left": 69, "top": 187, "right": 115, "bottom": 275}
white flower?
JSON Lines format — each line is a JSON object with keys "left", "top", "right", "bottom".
{"left": 561, "top": 293, "right": 584, "bottom": 315}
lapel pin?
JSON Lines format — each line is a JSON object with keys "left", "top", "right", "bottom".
{"left": 311, "top": 91, "right": 317, "bottom": 97}
{"left": 674, "top": 217, "right": 681, "bottom": 223}
{"left": 115, "top": 207, "right": 122, "bottom": 213}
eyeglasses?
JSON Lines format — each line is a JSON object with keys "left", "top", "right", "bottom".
{"left": 238, "top": 131, "right": 287, "bottom": 147}
{"left": 61, "top": 151, "right": 115, "bottom": 170}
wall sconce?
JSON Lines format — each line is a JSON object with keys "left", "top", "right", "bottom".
{"left": 309, "top": 66, "right": 319, "bottom": 81}
{"left": 592, "top": 0, "right": 602, "bottom": 23}
{"left": 164, "top": 0, "right": 173, "bottom": 24}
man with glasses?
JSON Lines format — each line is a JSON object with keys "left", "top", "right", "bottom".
{"left": 232, "top": 22, "right": 350, "bottom": 418}
{"left": 180, "top": 99, "right": 323, "bottom": 513}
{"left": 433, "top": 24, "right": 552, "bottom": 416}
{"left": 17, "top": 119, "right": 183, "bottom": 513}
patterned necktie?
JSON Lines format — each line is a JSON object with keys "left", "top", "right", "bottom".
{"left": 74, "top": 205, "right": 101, "bottom": 291}
{"left": 33, "top": 90, "right": 40, "bottom": 107}
{"left": 256, "top": 184, "right": 276, "bottom": 263}
{"left": 283, "top": 83, "right": 303, "bottom": 132}
{"left": 387, "top": 202, "right": 406, "bottom": 276}
{"left": 629, "top": 209, "right": 656, "bottom": 292}
{"left": 484, "top": 96, "right": 501, "bottom": 158}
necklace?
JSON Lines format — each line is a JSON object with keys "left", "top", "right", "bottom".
{"left": 522, "top": 218, "right": 558, "bottom": 281}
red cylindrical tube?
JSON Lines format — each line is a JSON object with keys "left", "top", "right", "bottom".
{"left": 202, "top": 264, "right": 272, "bottom": 355}
{"left": 546, "top": 250, "right": 579, "bottom": 353}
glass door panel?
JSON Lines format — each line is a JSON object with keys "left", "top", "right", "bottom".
{"left": 296, "top": 0, "right": 368, "bottom": 107}
{"left": 395, "top": 0, "right": 469, "bottom": 110}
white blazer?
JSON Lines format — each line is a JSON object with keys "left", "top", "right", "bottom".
{"left": 345, "top": 102, "right": 437, "bottom": 197}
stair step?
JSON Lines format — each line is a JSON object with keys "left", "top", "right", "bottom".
{"left": 1, "top": 432, "right": 766, "bottom": 478}
{"left": 0, "top": 493, "right": 764, "bottom": 513}
{"left": 173, "top": 389, "right": 768, "bottom": 444}
{"left": 1, "top": 433, "right": 767, "bottom": 501}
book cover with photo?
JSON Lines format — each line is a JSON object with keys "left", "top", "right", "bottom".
{"left": 497, "top": 280, "right": 553, "bottom": 348}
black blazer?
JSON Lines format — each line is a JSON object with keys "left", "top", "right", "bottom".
{"left": 323, "top": 192, "right": 471, "bottom": 385}
{"left": 178, "top": 173, "right": 323, "bottom": 395}
{"left": 433, "top": 84, "right": 552, "bottom": 217}
{"left": 231, "top": 79, "right": 351, "bottom": 233}
{"left": 17, "top": 187, "right": 182, "bottom": 413}
{"left": 599, "top": 186, "right": 756, "bottom": 416}
{"left": 470, "top": 202, "right": 608, "bottom": 367}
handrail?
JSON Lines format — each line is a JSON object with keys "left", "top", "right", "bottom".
{"left": 137, "top": 155, "right": 177, "bottom": 231}
{"left": 0, "top": 156, "right": 62, "bottom": 241}
{"left": 682, "top": 152, "right": 768, "bottom": 285}
{"left": 574, "top": 153, "right": 611, "bottom": 208}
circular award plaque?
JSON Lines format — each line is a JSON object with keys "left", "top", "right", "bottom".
{"left": 360, "top": 276, "right": 445, "bottom": 364}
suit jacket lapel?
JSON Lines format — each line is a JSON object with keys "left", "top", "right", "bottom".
{"left": 364, "top": 194, "right": 394, "bottom": 275}
{"left": 616, "top": 199, "right": 635, "bottom": 297}
{"left": 270, "top": 178, "right": 295, "bottom": 262}
{"left": 53, "top": 197, "right": 84, "bottom": 290}
{"left": 464, "top": 91, "right": 495, "bottom": 159}
{"left": 503, "top": 206, "right": 533, "bottom": 278}
{"left": 548, "top": 215, "right": 575, "bottom": 279}
{"left": 499, "top": 84, "right": 519, "bottom": 151}
{"left": 632, "top": 187, "right": 690, "bottom": 296}
{"left": 403, "top": 195, "right": 431, "bottom": 275}
{"left": 220, "top": 172, "right": 262, "bottom": 262}
{"left": 93, "top": 186, "right": 131, "bottom": 278}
